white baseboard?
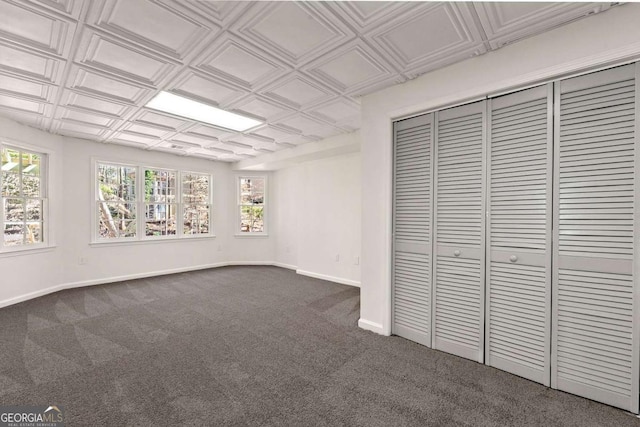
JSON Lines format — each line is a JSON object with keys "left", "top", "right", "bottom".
{"left": 296, "top": 269, "right": 360, "bottom": 287}
{"left": 0, "top": 262, "right": 360, "bottom": 309}
{"left": 225, "top": 261, "right": 277, "bottom": 266}
{"left": 273, "top": 262, "right": 297, "bottom": 270}
{"left": 63, "top": 262, "right": 228, "bottom": 290}
{"left": 358, "top": 318, "right": 387, "bottom": 335}
{"left": 0, "top": 284, "right": 65, "bottom": 309}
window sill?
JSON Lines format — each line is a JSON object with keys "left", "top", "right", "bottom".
{"left": 90, "top": 235, "right": 216, "bottom": 247}
{"left": 0, "top": 245, "right": 57, "bottom": 258}
{"left": 234, "top": 234, "right": 269, "bottom": 238}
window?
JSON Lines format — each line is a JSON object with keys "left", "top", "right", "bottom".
{"left": 95, "top": 162, "right": 212, "bottom": 242}
{"left": 182, "top": 172, "right": 210, "bottom": 235}
{"left": 238, "top": 176, "right": 265, "bottom": 234}
{"left": 1, "top": 145, "right": 47, "bottom": 250}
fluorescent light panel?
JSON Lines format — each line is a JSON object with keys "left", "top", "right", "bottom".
{"left": 145, "top": 91, "right": 263, "bottom": 132}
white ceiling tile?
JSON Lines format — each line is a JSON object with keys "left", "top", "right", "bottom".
{"left": 31, "top": 0, "right": 83, "bottom": 19}
{"left": 58, "top": 107, "right": 116, "bottom": 128}
{"left": 249, "top": 125, "right": 312, "bottom": 145}
{"left": 474, "top": 3, "right": 608, "bottom": 50}
{"left": 169, "top": 70, "right": 244, "bottom": 107}
{"left": 262, "top": 75, "right": 334, "bottom": 109}
{"left": 55, "top": 119, "right": 109, "bottom": 137}
{"left": 0, "top": 41, "right": 62, "bottom": 84}
{"left": 0, "top": 74, "right": 52, "bottom": 101}
{"left": 76, "top": 30, "right": 176, "bottom": 86}
{"left": 232, "top": 2, "right": 355, "bottom": 66}
{"left": 183, "top": 124, "right": 235, "bottom": 141}
{"left": 134, "top": 110, "right": 188, "bottom": 131}
{"left": 370, "top": 3, "right": 486, "bottom": 79}
{"left": 169, "top": 132, "right": 216, "bottom": 147}
{"left": 308, "top": 97, "right": 360, "bottom": 125}
{"left": 229, "top": 95, "right": 294, "bottom": 122}
{"left": 176, "top": 0, "right": 252, "bottom": 27}
{"left": 275, "top": 114, "right": 342, "bottom": 139}
{"left": 0, "top": 93, "right": 46, "bottom": 114}
{"left": 303, "top": 40, "right": 399, "bottom": 95}
{"left": 0, "top": 0, "right": 76, "bottom": 56}
{"left": 193, "top": 35, "right": 289, "bottom": 90}
{"left": 120, "top": 122, "right": 172, "bottom": 139}
{"left": 67, "top": 65, "right": 149, "bottom": 104}
{"left": 0, "top": 108, "right": 46, "bottom": 128}
{"left": 110, "top": 130, "right": 160, "bottom": 146}
{"left": 326, "top": 1, "right": 410, "bottom": 32}
{"left": 87, "top": 0, "right": 215, "bottom": 60}
{"left": 61, "top": 90, "right": 131, "bottom": 117}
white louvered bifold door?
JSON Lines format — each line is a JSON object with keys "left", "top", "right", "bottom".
{"left": 552, "top": 64, "right": 640, "bottom": 412}
{"left": 392, "top": 114, "right": 433, "bottom": 347}
{"left": 433, "top": 101, "right": 486, "bottom": 362}
{"left": 486, "top": 85, "right": 552, "bottom": 385}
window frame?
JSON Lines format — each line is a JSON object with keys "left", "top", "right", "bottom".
{"left": 92, "top": 159, "right": 214, "bottom": 244}
{"left": 236, "top": 175, "right": 267, "bottom": 236}
{"left": 0, "top": 140, "right": 50, "bottom": 254}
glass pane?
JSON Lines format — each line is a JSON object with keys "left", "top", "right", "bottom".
{"left": 97, "top": 201, "right": 136, "bottom": 238}
{"left": 183, "top": 173, "right": 209, "bottom": 203}
{"left": 120, "top": 220, "right": 137, "bottom": 238}
{"left": 1, "top": 171, "right": 19, "bottom": 197}
{"left": 145, "top": 203, "right": 176, "bottom": 236}
{"left": 240, "top": 206, "right": 251, "bottom": 233}
{"left": 4, "top": 198, "right": 24, "bottom": 223}
{"left": 22, "top": 175, "right": 40, "bottom": 197}
{"left": 26, "top": 222, "right": 42, "bottom": 244}
{"left": 22, "top": 152, "right": 40, "bottom": 175}
{"left": 4, "top": 224, "right": 23, "bottom": 246}
{"left": 26, "top": 199, "right": 41, "bottom": 221}
{"left": 240, "top": 177, "right": 264, "bottom": 205}
{"left": 99, "top": 164, "right": 136, "bottom": 202}
{"left": 183, "top": 204, "right": 196, "bottom": 234}
{"left": 249, "top": 206, "right": 264, "bottom": 232}
{"left": 1, "top": 148, "right": 19, "bottom": 173}
{"left": 197, "top": 205, "right": 209, "bottom": 234}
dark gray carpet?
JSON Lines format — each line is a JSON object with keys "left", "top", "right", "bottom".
{"left": 0, "top": 266, "right": 638, "bottom": 426}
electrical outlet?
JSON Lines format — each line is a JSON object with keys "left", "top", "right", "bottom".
{"left": 354, "top": 256, "right": 360, "bottom": 265}
{"left": 286, "top": 246, "right": 291, "bottom": 253}
{"left": 78, "top": 257, "right": 88, "bottom": 265}
{"left": 335, "top": 254, "right": 340, "bottom": 262}
{"left": 217, "top": 245, "right": 222, "bottom": 252}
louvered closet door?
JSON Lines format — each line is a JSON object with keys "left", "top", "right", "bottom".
{"left": 553, "top": 64, "right": 639, "bottom": 412}
{"left": 392, "top": 114, "right": 433, "bottom": 347}
{"left": 486, "top": 85, "right": 552, "bottom": 385}
{"left": 433, "top": 101, "right": 486, "bottom": 362}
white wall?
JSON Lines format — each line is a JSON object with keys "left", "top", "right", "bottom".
{"left": 0, "top": 117, "right": 277, "bottom": 306}
{"left": 273, "top": 134, "right": 362, "bottom": 286}
{"left": 0, "top": 118, "right": 65, "bottom": 305}
{"left": 359, "top": 3, "right": 640, "bottom": 334}
{"left": 61, "top": 136, "right": 231, "bottom": 285}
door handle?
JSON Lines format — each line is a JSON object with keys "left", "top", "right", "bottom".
{"left": 510, "top": 255, "right": 518, "bottom": 263}
{"left": 454, "top": 250, "right": 461, "bottom": 257}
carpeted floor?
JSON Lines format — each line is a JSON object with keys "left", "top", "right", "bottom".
{"left": 0, "top": 266, "right": 638, "bottom": 426}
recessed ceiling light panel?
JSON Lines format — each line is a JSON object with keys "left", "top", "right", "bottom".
{"left": 145, "top": 91, "right": 263, "bottom": 132}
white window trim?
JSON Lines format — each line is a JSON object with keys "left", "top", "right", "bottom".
{"left": 0, "top": 140, "right": 51, "bottom": 255}
{"left": 236, "top": 175, "right": 267, "bottom": 237}
{"left": 92, "top": 159, "right": 214, "bottom": 244}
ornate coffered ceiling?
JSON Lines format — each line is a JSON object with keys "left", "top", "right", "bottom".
{"left": 0, "top": 1, "right": 617, "bottom": 162}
